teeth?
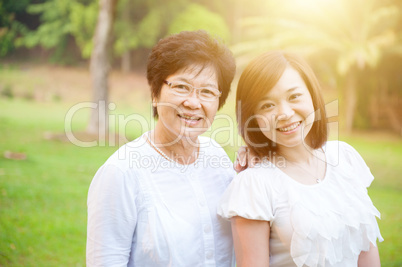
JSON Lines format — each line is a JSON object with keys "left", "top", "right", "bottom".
{"left": 180, "top": 115, "right": 200, "bottom": 120}
{"left": 278, "top": 121, "right": 300, "bottom": 132}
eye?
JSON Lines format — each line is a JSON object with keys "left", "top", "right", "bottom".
{"left": 259, "top": 102, "right": 274, "bottom": 110}
{"left": 199, "top": 88, "right": 218, "bottom": 97}
{"left": 289, "top": 93, "right": 302, "bottom": 100}
{"left": 172, "top": 83, "right": 191, "bottom": 93}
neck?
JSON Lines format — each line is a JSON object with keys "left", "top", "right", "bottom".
{"left": 151, "top": 124, "right": 199, "bottom": 163}
{"left": 276, "top": 143, "right": 315, "bottom": 164}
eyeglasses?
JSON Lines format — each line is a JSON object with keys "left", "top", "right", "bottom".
{"left": 164, "top": 80, "right": 221, "bottom": 101}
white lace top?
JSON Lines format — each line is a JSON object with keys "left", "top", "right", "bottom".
{"left": 218, "top": 141, "right": 383, "bottom": 267}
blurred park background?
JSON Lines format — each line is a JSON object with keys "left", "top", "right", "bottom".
{"left": 0, "top": 0, "right": 401, "bottom": 265}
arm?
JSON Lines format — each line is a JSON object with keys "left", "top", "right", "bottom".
{"left": 231, "top": 216, "right": 270, "bottom": 267}
{"left": 358, "top": 242, "right": 381, "bottom": 267}
{"left": 86, "top": 165, "right": 137, "bottom": 266}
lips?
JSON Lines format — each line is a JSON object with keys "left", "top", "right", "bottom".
{"left": 178, "top": 113, "right": 203, "bottom": 124}
{"left": 277, "top": 121, "right": 301, "bottom": 132}
{"left": 178, "top": 113, "right": 202, "bottom": 120}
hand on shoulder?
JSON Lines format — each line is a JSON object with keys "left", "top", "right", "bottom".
{"left": 234, "top": 146, "right": 261, "bottom": 173}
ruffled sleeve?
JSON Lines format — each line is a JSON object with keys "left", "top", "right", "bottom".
{"left": 340, "top": 141, "right": 375, "bottom": 188}
{"left": 218, "top": 166, "right": 275, "bottom": 222}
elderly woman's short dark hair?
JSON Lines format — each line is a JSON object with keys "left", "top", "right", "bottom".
{"left": 147, "top": 30, "right": 236, "bottom": 118}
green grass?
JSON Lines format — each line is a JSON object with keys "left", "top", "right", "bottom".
{"left": 0, "top": 99, "right": 118, "bottom": 266}
{"left": 1, "top": 97, "right": 401, "bottom": 266}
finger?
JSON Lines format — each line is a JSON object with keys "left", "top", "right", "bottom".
{"left": 234, "top": 154, "right": 243, "bottom": 168}
{"left": 233, "top": 161, "right": 242, "bottom": 173}
{"left": 242, "top": 146, "right": 249, "bottom": 166}
{"left": 237, "top": 146, "right": 248, "bottom": 167}
{"left": 233, "top": 162, "right": 247, "bottom": 173}
{"left": 233, "top": 160, "right": 242, "bottom": 172}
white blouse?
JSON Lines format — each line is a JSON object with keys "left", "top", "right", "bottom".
{"left": 218, "top": 141, "right": 383, "bottom": 267}
{"left": 87, "top": 132, "right": 236, "bottom": 266}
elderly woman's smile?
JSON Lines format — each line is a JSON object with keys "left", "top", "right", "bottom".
{"left": 154, "top": 64, "right": 219, "bottom": 140}
{"left": 177, "top": 112, "right": 204, "bottom": 125}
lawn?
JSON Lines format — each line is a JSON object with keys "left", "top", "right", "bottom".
{"left": 0, "top": 65, "right": 401, "bottom": 266}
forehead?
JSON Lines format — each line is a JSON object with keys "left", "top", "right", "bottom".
{"left": 263, "top": 67, "right": 307, "bottom": 98}
{"left": 168, "top": 64, "right": 218, "bottom": 85}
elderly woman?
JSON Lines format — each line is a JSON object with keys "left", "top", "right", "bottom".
{"left": 86, "top": 30, "right": 236, "bottom": 266}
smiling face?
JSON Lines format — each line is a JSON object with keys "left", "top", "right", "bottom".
{"left": 254, "top": 66, "right": 315, "bottom": 149}
{"left": 154, "top": 64, "right": 219, "bottom": 142}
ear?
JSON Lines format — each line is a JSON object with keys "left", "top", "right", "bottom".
{"left": 152, "top": 98, "right": 157, "bottom": 107}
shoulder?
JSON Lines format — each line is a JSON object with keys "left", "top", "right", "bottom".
{"left": 218, "top": 164, "right": 281, "bottom": 221}
{"left": 198, "top": 135, "right": 236, "bottom": 180}
{"left": 89, "top": 135, "right": 149, "bottom": 196}
{"left": 199, "top": 136, "right": 227, "bottom": 155}
{"left": 233, "top": 162, "right": 284, "bottom": 192}
{"left": 325, "top": 140, "right": 358, "bottom": 153}
{"left": 103, "top": 133, "right": 150, "bottom": 172}
{"left": 325, "top": 140, "right": 365, "bottom": 162}
{"left": 325, "top": 140, "right": 374, "bottom": 187}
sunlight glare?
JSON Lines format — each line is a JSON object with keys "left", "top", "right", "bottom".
{"left": 285, "top": 0, "right": 337, "bottom": 11}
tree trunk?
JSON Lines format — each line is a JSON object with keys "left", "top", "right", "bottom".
{"left": 87, "top": 0, "right": 118, "bottom": 136}
{"left": 344, "top": 72, "right": 357, "bottom": 133}
{"left": 121, "top": 49, "right": 131, "bottom": 73}
{"left": 121, "top": 5, "right": 131, "bottom": 73}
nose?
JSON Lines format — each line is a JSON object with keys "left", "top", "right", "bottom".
{"left": 183, "top": 90, "right": 202, "bottom": 109}
{"left": 276, "top": 102, "right": 295, "bottom": 121}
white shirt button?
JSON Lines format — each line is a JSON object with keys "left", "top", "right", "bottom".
{"left": 206, "top": 251, "right": 214, "bottom": 260}
{"left": 204, "top": 225, "right": 211, "bottom": 233}
{"left": 199, "top": 201, "right": 205, "bottom": 206}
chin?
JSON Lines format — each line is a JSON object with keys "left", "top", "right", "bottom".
{"left": 275, "top": 135, "right": 307, "bottom": 148}
{"left": 181, "top": 126, "right": 208, "bottom": 138}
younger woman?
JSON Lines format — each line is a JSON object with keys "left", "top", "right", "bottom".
{"left": 218, "top": 51, "right": 383, "bottom": 267}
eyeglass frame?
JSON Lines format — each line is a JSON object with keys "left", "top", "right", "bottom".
{"left": 163, "top": 80, "right": 222, "bottom": 101}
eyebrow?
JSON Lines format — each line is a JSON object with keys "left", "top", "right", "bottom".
{"left": 174, "top": 77, "right": 218, "bottom": 88}
{"left": 261, "top": 87, "right": 299, "bottom": 101}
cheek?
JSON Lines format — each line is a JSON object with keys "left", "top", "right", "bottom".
{"left": 157, "top": 105, "right": 178, "bottom": 119}
{"left": 256, "top": 116, "right": 274, "bottom": 134}
{"left": 205, "top": 102, "right": 219, "bottom": 117}
{"left": 304, "top": 101, "right": 316, "bottom": 124}
{"left": 305, "top": 111, "right": 315, "bottom": 126}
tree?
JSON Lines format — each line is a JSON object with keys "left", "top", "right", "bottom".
{"left": 0, "top": 0, "right": 31, "bottom": 56}
{"left": 231, "top": 0, "right": 401, "bottom": 132}
{"left": 19, "top": 0, "right": 98, "bottom": 62}
{"left": 87, "top": 0, "right": 118, "bottom": 136}
{"left": 167, "top": 3, "right": 231, "bottom": 42}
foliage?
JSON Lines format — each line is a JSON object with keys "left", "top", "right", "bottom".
{"left": 113, "top": 0, "right": 231, "bottom": 70}
{"left": 22, "top": 1, "right": 72, "bottom": 49}
{"left": 69, "top": 1, "right": 98, "bottom": 59}
{"left": 114, "top": 2, "right": 165, "bottom": 55}
{"left": 113, "top": 0, "right": 189, "bottom": 56}
{"left": 0, "top": 0, "right": 30, "bottom": 56}
{"left": 230, "top": 0, "right": 402, "bottom": 132}
{"left": 19, "top": 0, "right": 97, "bottom": 60}
{"left": 0, "top": 20, "right": 28, "bottom": 57}
{"left": 3, "top": 0, "right": 231, "bottom": 61}
{"left": 232, "top": 0, "right": 401, "bottom": 71}
{"left": 167, "top": 3, "right": 231, "bottom": 42}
